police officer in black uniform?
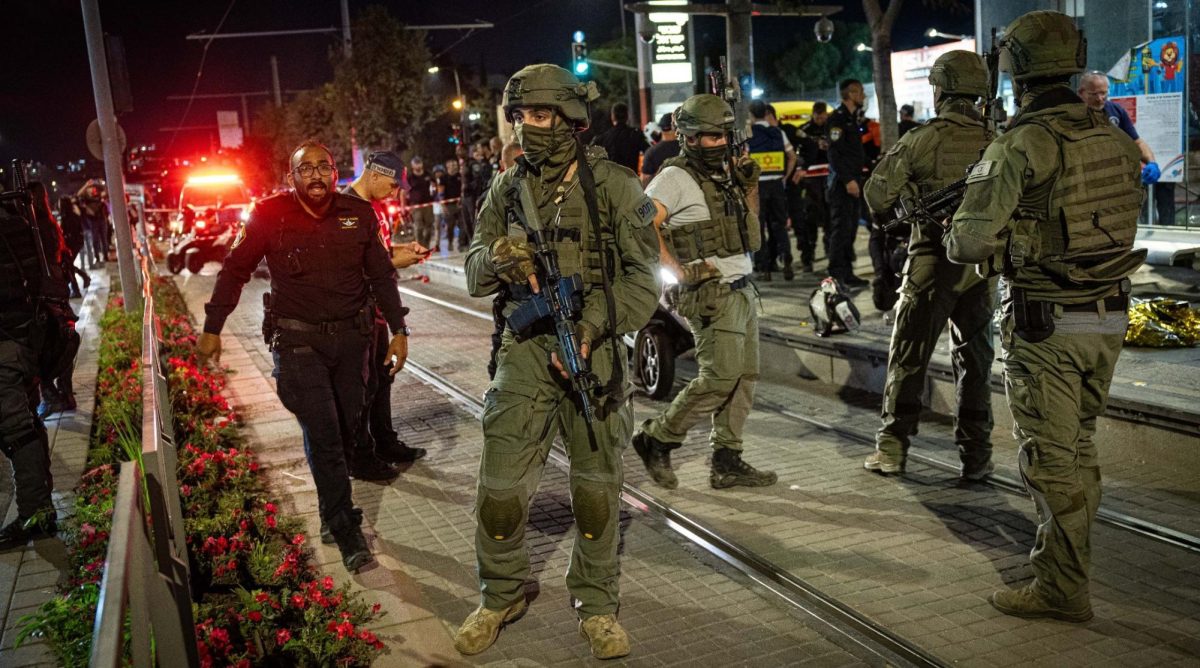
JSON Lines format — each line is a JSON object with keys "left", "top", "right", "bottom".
{"left": 198, "top": 141, "right": 411, "bottom": 572}
{"left": 795, "top": 102, "right": 831, "bottom": 273}
{"left": 0, "top": 194, "right": 61, "bottom": 549}
{"left": 826, "top": 79, "right": 869, "bottom": 288}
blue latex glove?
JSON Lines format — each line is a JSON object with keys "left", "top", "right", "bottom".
{"left": 1142, "top": 162, "right": 1161, "bottom": 184}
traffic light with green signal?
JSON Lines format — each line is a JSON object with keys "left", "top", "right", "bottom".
{"left": 571, "top": 30, "right": 589, "bottom": 77}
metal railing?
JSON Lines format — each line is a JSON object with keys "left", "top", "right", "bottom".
{"left": 90, "top": 246, "right": 199, "bottom": 667}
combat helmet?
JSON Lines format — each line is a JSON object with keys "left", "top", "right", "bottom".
{"left": 999, "top": 10, "right": 1086, "bottom": 82}
{"left": 673, "top": 94, "right": 734, "bottom": 137}
{"left": 928, "top": 50, "right": 988, "bottom": 98}
{"left": 502, "top": 64, "right": 601, "bottom": 128}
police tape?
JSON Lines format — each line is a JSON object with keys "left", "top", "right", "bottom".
{"left": 800, "top": 163, "right": 830, "bottom": 178}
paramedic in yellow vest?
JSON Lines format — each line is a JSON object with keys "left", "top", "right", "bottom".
{"left": 748, "top": 99, "right": 796, "bottom": 281}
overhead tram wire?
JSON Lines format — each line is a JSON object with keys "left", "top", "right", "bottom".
{"left": 164, "top": 0, "right": 239, "bottom": 155}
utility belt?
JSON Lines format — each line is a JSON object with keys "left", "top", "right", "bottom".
{"left": 1010, "top": 282, "right": 1130, "bottom": 343}
{"left": 666, "top": 275, "right": 752, "bottom": 321}
{"left": 262, "top": 291, "right": 371, "bottom": 352}
{"left": 276, "top": 310, "right": 373, "bottom": 335}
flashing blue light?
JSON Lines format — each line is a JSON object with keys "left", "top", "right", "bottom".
{"left": 574, "top": 61, "right": 590, "bottom": 75}
{"left": 573, "top": 30, "right": 585, "bottom": 43}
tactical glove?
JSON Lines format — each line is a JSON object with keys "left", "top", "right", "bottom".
{"left": 733, "top": 156, "right": 761, "bottom": 187}
{"left": 489, "top": 237, "right": 536, "bottom": 284}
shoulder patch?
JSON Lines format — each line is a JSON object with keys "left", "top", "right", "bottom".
{"left": 965, "top": 160, "right": 996, "bottom": 183}
{"left": 635, "top": 196, "right": 655, "bottom": 225}
{"left": 230, "top": 224, "right": 247, "bottom": 249}
{"left": 829, "top": 127, "right": 843, "bottom": 142}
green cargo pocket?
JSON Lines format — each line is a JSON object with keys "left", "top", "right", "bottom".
{"left": 1004, "top": 370, "right": 1043, "bottom": 422}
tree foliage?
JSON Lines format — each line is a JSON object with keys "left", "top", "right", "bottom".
{"left": 252, "top": 5, "right": 435, "bottom": 176}
{"left": 765, "top": 20, "right": 873, "bottom": 98}
{"left": 588, "top": 34, "right": 639, "bottom": 117}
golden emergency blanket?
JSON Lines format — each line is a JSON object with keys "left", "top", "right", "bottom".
{"left": 1124, "top": 298, "right": 1200, "bottom": 347}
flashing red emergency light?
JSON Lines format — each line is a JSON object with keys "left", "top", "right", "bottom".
{"left": 194, "top": 220, "right": 208, "bottom": 230}
{"left": 186, "top": 173, "right": 242, "bottom": 186}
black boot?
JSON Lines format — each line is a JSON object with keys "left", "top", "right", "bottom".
{"left": 319, "top": 507, "right": 360, "bottom": 545}
{"left": 710, "top": 449, "right": 777, "bottom": 489}
{"left": 632, "top": 431, "right": 679, "bottom": 490}
{"left": 328, "top": 509, "right": 372, "bottom": 572}
{"left": 376, "top": 438, "right": 427, "bottom": 464}
{"left": 349, "top": 451, "right": 400, "bottom": 482}
{"left": 0, "top": 509, "right": 58, "bottom": 550}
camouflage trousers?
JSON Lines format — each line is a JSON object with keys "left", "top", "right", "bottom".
{"left": 876, "top": 255, "right": 996, "bottom": 468}
{"left": 643, "top": 284, "right": 759, "bottom": 451}
{"left": 1001, "top": 304, "right": 1126, "bottom": 603}
{"left": 475, "top": 331, "right": 631, "bottom": 618}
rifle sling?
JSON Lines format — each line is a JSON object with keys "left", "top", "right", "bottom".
{"left": 574, "top": 140, "right": 624, "bottom": 400}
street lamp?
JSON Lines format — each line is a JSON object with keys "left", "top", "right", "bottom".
{"left": 427, "top": 66, "right": 440, "bottom": 74}
{"left": 925, "top": 28, "right": 972, "bottom": 41}
{"left": 855, "top": 42, "right": 872, "bottom": 52}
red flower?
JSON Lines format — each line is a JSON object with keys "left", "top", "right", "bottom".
{"left": 371, "top": 602, "right": 382, "bottom": 614}
{"left": 254, "top": 592, "right": 270, "bottom": 604}
{"left": 264, "top": 502, "right": 277, "bottom": 514}
{"left": 248, "top": 611, "right": 262, "bottom": 622}
{"left": 276, "top": 629, "right": 291, "bottom": 645}
{"left": 290, "top": 594, "right": 306, "bottom": 609}
{"left": 323, "top": 576, "right": 334, "bottom": 591}
{"left": 292, "top": 533, "right": 306, "bottom": 546}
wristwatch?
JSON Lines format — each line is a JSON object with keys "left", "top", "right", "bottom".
{"left": 396, "top": 326, "right": 411, "bottom": 336}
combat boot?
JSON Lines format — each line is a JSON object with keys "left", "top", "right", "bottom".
{"left": 349, "top": 451, "right": 400, "bottom": 481}
{"left": 863, "top": 450, "right": 905, "bottom": 475}
{"left": 376, "top": 438, "right": 427, "bottom": 464}
{"left": 710, "top": 449, "right": 777, "bottom": 489}
{"left": 990, "top": 585, "right": 1093, "bottom": 623}
{"left": 454, "top": 598, "right": 528, "bottom": 655}
{"left": 631, "top": 431, "right": 678, "bottom": 490}
{"left": 579, "top": 614, "right": 631, "bottom": 660}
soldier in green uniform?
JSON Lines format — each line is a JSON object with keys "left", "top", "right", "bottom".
{"left": 454, "top": 64, "right": 660, "bottom": 659}
{"left": 862, "top": 51, "right": 997, "bottom": 480}
{"left": 630, "top": 94, "right": 778, "bottom": 491}
{"left": 945, "top": 11, "right": 1144, "bottom": 622}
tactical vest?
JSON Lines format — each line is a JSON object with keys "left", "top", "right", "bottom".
{"left": 0, "top": 213, "right": 43, "bottom": 330}
{"left": 910, "top": 113, "right": 990, "bottom": 256}
{"left": 1008, "top": 107, "right": 1145, "bottom": 294}
{"left": 657, "top": 155, "right": 761, "bottom": 264}
{"left": 747, "top": 124, "right": 787, "bottom": 177}
{"left": 503, "top": 162, "right": 620, "bottom": 289}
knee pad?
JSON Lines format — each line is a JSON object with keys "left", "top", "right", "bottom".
{"left": 571, "top": 480, "right": 611, "bottom": 541}
{"left": 479, "top": 489, "right": 524, "bottom": 541}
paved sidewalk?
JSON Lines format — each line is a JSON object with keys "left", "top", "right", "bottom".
{"left": 175, "top": 272, "right": 879, "bottom": 666}
{"left": 0, "top": 272, "right": 108, "bottom": 666}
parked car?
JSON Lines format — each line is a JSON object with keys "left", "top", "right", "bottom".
{"left": 628, "top": 269, "right": 695, "bottom": 400}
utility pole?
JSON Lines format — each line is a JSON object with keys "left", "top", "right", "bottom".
{"left": 82, "top": 0, "right": 141, "bottom": 312}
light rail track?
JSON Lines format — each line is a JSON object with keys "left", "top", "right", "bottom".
{"left": 398, "top": 285, "right": 1200, "bottom": 556}
{"left": 403, "top": 358, "right": 946, "bottom": 668}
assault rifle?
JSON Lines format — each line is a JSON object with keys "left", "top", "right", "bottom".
{"left": 0, "top": 159, "right": 52, "bottom": 280}
{"left": 708, "top": 56, "right": 749, "bottom": 155}
{"left": 885, "top": 29, "right": 1004, "bottom": 234}
{"left": 503, "top": 164, "right": 601, "bottom": 442}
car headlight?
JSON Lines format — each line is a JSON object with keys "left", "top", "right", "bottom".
{"left": 659, "top": 266, "right": 680, "bottom": 286}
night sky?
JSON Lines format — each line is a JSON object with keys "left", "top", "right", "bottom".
{"left": 2, "top": 0, "right": 971, "bottom": 166}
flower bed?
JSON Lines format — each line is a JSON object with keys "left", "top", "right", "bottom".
{"left": 19, "top": 278, "right": 385, "bottom": 667}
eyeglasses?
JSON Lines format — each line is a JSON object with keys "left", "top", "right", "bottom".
{"left": 294, "top": 163, "right": 334, "bottom": 178}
